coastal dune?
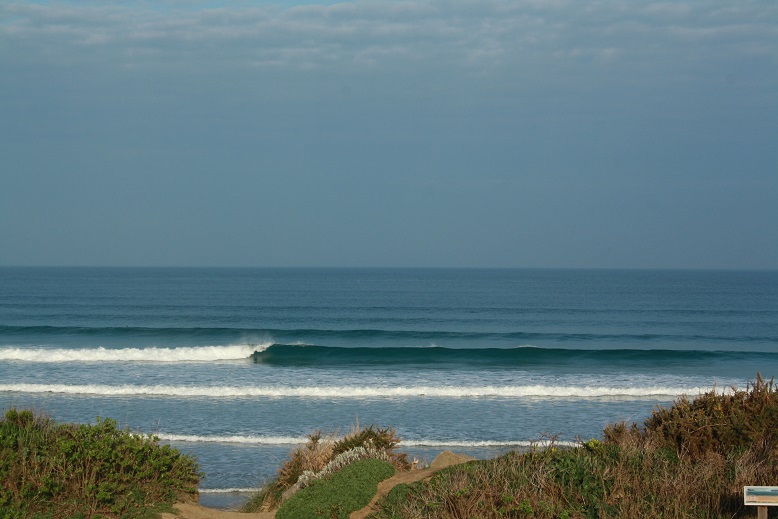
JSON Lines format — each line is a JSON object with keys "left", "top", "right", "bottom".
{"left": 162, "top": 451, "right": 476, "bottom": 519}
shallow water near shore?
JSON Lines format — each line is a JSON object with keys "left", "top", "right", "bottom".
{"left": 1, "top": 267, "right": 776, "bottom": 508}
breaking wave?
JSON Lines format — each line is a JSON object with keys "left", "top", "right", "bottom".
{"left": 0, "top": 344, "right": 269, "bottom": 362}
{"left": 2, "top": 343, "right": 775, "bottom": 366}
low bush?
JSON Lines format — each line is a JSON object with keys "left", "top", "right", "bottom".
{"left": 276, "top": 458, "right": 394, "bottom": 519}
{"left": 0, "top": 408, "right": 200, "bottom": 519}
{"left": 605, "top": 373, "right": 777, "bottom": 459}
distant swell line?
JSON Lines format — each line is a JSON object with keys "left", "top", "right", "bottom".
{"left": 0, "top": 325, "right": 245, "bottom": 338}
{"left": 1, "top": 324, "right": 773, "bottom": 345}
{"left": 0, "top": 383, "right": 712, "bottom": 399}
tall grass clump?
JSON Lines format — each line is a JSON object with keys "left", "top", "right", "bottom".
{"left": 371, "top": 374, "right": 778, "bottom": 519}
{"left": 0, "top": 408, "right": 201, "bottom": 519}
{"left": 241, "top": 424, "right": 409, "bottom": 513}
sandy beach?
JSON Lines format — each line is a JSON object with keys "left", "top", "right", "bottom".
{"left": 161, "top": 451, "right": 475, "bottom": 519}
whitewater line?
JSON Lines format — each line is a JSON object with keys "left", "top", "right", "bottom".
{"left": 198, "top": 488, "right": 258, "bottom": 494}
{"left": 156, "top": 433, "right": 577, "bottom": 448}
{"left": 0, "top": 344, "right": 269, "bottom": 362}
{"left": 159, "top": 433, "right": 310, "bottom": 445}
{"left": 0, "top": 383, "right": 711, "bottom": 399}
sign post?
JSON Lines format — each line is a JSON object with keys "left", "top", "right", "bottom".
{"left": 744, "top": 486, "right": 778, "bottom": 519}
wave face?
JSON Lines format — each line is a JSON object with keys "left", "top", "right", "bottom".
{"left": 249, "top": 344, "right": 778, "bottom": 367}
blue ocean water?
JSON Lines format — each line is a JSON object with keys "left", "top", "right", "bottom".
{"left": 1, "top": 267, "right": 776, "bottom": 508}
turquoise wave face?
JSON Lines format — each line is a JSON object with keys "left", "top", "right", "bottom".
{"left": 250, "top": 344, "right": 778, "bottom": 368}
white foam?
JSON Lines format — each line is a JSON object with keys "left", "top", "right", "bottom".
{"left": 158, "top": 433, "right": 577, "bottom": 448}
{"left": 0, "top": 383, "right": 715, "bottom": 399}
{"left": 0, "top": 344, "right": 270, "bottom": 363}
{"left": 402, "top": 439, "right": 577, "bottom": 448}
{"left": 158, "top": 433, "right": 308, "bottom": 444}
{"left": 198, "top": 488, "right": 258, "bottom": 494}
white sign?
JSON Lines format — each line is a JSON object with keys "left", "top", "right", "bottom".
{"left": 744, "top": 486, "right": 778, "bottom": 506}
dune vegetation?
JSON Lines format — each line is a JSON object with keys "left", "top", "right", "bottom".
{"left": 370, "top": 374, "right": 778, "bottom": 519}
{"left": 0, "top": 409, "right": 200, "bottom": 519}
{"left": 236, "top": 375, "right": 776, "bottom": 518}
{"left": 241, "top": 424, "right": 409, "bottom": 513}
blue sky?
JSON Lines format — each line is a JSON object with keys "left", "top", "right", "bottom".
{"left": 1, "top": 0, "right": 776, "bottom": 268}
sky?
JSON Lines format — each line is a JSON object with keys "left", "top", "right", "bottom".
{"left": 1, "top": 0, "right": 776, "bottom": 269}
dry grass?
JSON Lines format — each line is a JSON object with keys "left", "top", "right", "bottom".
{"left": 371, "top": 375, "right": 778, "bottom": 519}
{"left": 374, "top": 442, "right": 777, "bottom": 518}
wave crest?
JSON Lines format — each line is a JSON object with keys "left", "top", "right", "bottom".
{"left": 0, "top": 344, "right": 269, "bottom": 363}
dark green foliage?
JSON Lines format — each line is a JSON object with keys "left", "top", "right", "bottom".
{"left": 643, "top": 374, "right": 777, "bottom": 458}
{"left": 276, "top": 458, "right": 394, "bottom": 519}
{"left": 604, "top": 374, "right": 778, "bottom": 459}
{"left": 0, "top": 409, "right": 201, "bottom": 519}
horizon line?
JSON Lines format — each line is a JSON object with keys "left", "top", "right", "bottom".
{"left": 1, "top": 265, "right": 776, "bottom": 272}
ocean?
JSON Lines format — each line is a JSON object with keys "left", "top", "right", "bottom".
{"left": 1, "top": 267, "right": 776, "bottom": 508}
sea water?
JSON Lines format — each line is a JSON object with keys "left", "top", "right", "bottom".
{"left": 1, "top": 267, "right": 776, "bottom": 508}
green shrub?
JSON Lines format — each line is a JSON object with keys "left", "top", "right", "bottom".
{"left": 276, "top": 458, "right": 394, "bottom": 519}
{"left": 605, "top": 373, "right": 778, "bottom": 459}
{"left": 0, "top": 409, "right": 200, "bottom": 519}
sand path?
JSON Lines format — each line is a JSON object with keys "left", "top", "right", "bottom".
{"left": 160, "top": 503, "right": 275, "bottom": 519}
{"left": 161, "top": 451, "right": 475, "bottom": 519}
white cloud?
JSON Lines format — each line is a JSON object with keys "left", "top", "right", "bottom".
{"left": 1, "top": 0, "right": 775, "bottom": 106}
{"left": 1, "top": 0, "right": 774, "bottom": 83}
